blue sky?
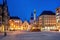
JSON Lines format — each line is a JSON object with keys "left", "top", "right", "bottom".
{"left": 0, "top": 0, "right": 60, "bottom": 21}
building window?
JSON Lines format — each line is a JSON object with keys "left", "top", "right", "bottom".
{"left": 58, "top": 20, "right": 60, "bottom": 23}
{"left": 0, "top": 7, "right": 2, "bottom": 14}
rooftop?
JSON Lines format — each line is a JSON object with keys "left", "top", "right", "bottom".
{"left": 10, "top": 16, "right": 20, "bottom": 19}
{"left": 40, "top": 11, "right": 55, "bottom": 16}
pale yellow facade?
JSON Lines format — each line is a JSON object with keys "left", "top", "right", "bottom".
{"left": 38, "top": 15, "right": 56, "bottom": 31}
{"left": 9, "top": 19, "right": 22, "bottom": 31}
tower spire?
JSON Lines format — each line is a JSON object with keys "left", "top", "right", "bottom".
{"left": 31, "top": 12, "right": 34, "bottom": 20}
{"left": 34, "top": 9, "right": 36, "bottom": 21}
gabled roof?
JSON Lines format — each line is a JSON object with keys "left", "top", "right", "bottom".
{"left": 22, "top": 20, "right": 29, "bottom": 26}
{"left": 40, "top": 11, "right": 55, "bottom": 16}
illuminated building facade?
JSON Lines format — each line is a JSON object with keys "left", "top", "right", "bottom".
{"left": 0, "top": 0, "right": 10, "bottom": 32}
{"left": 9, "top": 16, "right": 22, "bottom": 31}
{"left": 0, "top": 5, "right": 3, "bottom": 26}
{"left": 38, "top": 11, "right": 56, "bottom": 31}
{"left": 0, "top": 5, "right": 4, "bottom": 32}
{"left": 21, "top": 21, "right": 29, "bottom": 30}
{"left": 56, "top": 7, "right": 60, "bottom": 31}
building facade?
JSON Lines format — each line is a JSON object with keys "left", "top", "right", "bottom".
{"left": 9, "top": 16, "right": 22, "bottom": 31}
{"left": 0, "top": 0, "right": 10, "bottom": 32}
{"left": 38, "top": 11, "right": 56, "bottom": 31}
{"left": 21, "top": 21, "right": 29, "bottom": 30}
{"left": 56, "top": 7, "right": 60, "bottom": 31}
{"left": 0, "top": 5, "right": 3, "bottom": 26}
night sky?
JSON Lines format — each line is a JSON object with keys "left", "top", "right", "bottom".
{"left": 0, "top": 0, "right": 60, "bottom": 21}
